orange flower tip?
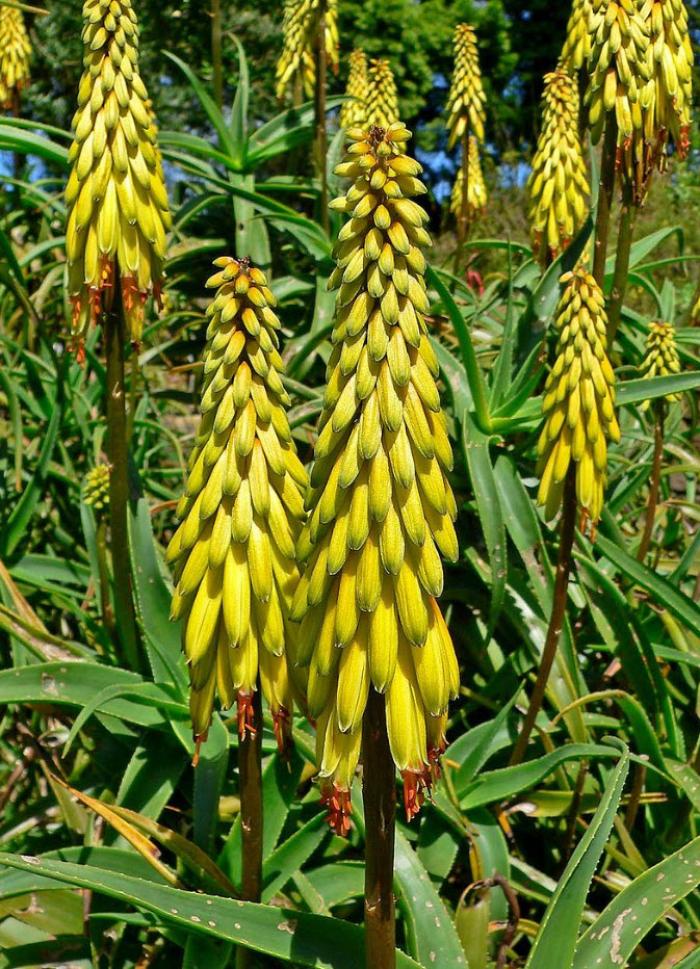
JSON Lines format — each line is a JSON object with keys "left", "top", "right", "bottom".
{"left": 321, "top": 783, "right": 353, "bottom": 837}
{"left": 236, "top": 690, "right": 258, "bottom": 740}
{"left": 402, "top": 768, "right": 432, "bottom": 822}
{"left": 68, "top": 334, "right": 87, "bottom": 367}
{"left": 273, "top": 706, "right": 293, "bottom": 757}
{"left": 192, "top": 732, "right": 208, "bottom": 768}
{"left": 88, "top": 286, "right": 103, "bottom": 324}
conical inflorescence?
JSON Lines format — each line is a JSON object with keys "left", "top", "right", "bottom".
{"left": 641, "top": 0, "right": 694, "bottom": 165}
{"left": 0, "top": 5, "right": 31, "bottom": 108}
{"left": 450, "top": 136, "right": 488, "bottom": 222}
{"left": 445, "top": 23, "right": 486, "bottom": 149}
{"left": 366, "top": 58, "right": 400, "bottom": 128}
{"left": 167, "top": 258, "right": 308, "bottom": 752}
{"left": 561, "top": 0, "right": 594, "bottom": 72}
{"left": 65, "top": 0, "right": 171, "bottom": 349}
{"left": 537, "top": 267, "right": 620, "bottom": 531}
{"left": 292, "top": 124, "right": 460, "bottom": 836}
{"left": 275, "top": 0, "right": 339, "bottom": 101}
{"left": 640, "top": 320, "right": 681, "bottom": 405}
{"left": 83, "top": 464, "right": 111, "bottom": 514}
{"left": 587, "top": 0, "right": 654, "bottom": 200}
{"left": 527, "top": 68, "right": 589, "bottom": 265}
{"left": 340, "top": 48, "right": 369, "bottom": 130}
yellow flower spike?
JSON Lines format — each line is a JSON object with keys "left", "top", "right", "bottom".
{"left": 537, "top": 267, "right": 620, "bottom": 533}
{"left": 340, "top": 49, "right": 369, "bottom": 130}
{"left": 366, "top": 58, "right": 400, "bottom": 129}
{"left": 0, "top": 5, "right": 31, "bottom": 108}
{"left": 561, "top": 0, "right": 594, "bottom": 72}
{"left": 640, "top": 0, "right": 694, "bottom": 166}
{"left": 275, "top": 0, "right": 339, "bottom": 101}
{"left": 65, "top": 0, "right": 171, "bottom": 352}
{"left": 450, "top": 136, "right": 488, "bottom": 224}
{"left": 169, "top": 257, "right": 308, "bottom": 755}
{"left": 83, "top": 464, "right": 111, "bottom": 514}
{"left": 445, "top": 23, "right": 486, "bottom": 149}
{"left": 587, "top": 0, "right": 655, "bottom": 201}
{"left": 639, "top": 320, "right": 682, "bottom": 408}
{"left": 296, "top": 125, "right": 460, "bottom": 836}
{"left": 527, "top": 69, "right": 589, "bottom": 266}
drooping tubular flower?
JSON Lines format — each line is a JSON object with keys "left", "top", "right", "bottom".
{"left": 587, "top": 0, "right": 654, "bottom": 201}
{"left": 641, "top": 0, "right": 694, "bottom": 166}
{"left": 340, "top": 49, "right": 368, "bottom": 130}
{"left": 445, "top": 23, "right": 486, "bottom": 149}
{"left": 275, "top": 0, "right": 339, "bottom": 101}
{"left": 65, "top": 0, "right": 171, "bottom": 350}
{"left": 561, "top": 0, "right": 594, "bottom": 73}
{"left": 640, "top": 320, "right": 681, "bottom": 407}
{"left": 527, "top": 69, "right": 589, "bottom": 265}
{"left": 0, "top": 5, "right": 31, "bottom": 108}
{"left": 292, "top": 124, "right": 460, "bottom": 835}
{"left": 537, "top": 267, "right": 620, "bottom": 532}
{"left": 167, "top": 258, "right": 308, "bottom": 753}
{"left": 450, "top": 136, "right": 488, "bottom": 222}
{"left": 366, "top": 58, "right": 400, "bottom": 129}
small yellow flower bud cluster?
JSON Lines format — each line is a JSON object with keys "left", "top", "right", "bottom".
{"left": 450, "top": 135, "right": 488, "bottom": 222}
{"left": 65, "top": 0, "right": 171, "bottom": 351}
{"left": 445, "top": 23, "right": 486, "bottom": 149}
{"left": 561, "top": 0, "right": 594, "bottom": 72}
{"left": 340, "top": 48, "right": 369, "bottom": 130}
{"left": 83, "top": 464, "right": 111, "bottom": 514}
{"left": 275, "top": 0, "right": 339, "bottom": 101}
{"left": 528, "top": 69, "right": 589, "bottom": 265}
{"left": 292, "top": 124, "right": 460, "bottom": 835}
{"left": 0, "top": 5, "right": 31, "bottom": 108}
{"left": 167, "top": 258, "right": 308, "bottom": 752}
{"left": 640, "top": 320, "right": 681, "bottom": 405}
{"left": 366, "top": 58, "right": 400, "bottom": 129}
{"left": 537, "top": 267, "right": 621, "bottom": 530}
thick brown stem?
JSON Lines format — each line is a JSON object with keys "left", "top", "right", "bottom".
{"left": 606, "top": 177, "right": 634, "bottom": 344}
{"left": 211, "top": 0, "right": 223, "bottom": 109}
{"left": 236, "top": 688, "right": 263, "bottom": 969}
{"left": 592, "top": 119, "right": 618, "bottom": 290}
{"left": 314, "top": 0, "right": 329, "bottom": 235}
{"left": 510, "top": 468, "right": 577, "bottom": 766}
{"left": 104, "top": 281, "right": 140, "bottom": 671}
{"left": 363, "top": 690, "right": 396, "bottom": 969}
{"left": 637, "top": 411, "right": 664, "bottom": 563}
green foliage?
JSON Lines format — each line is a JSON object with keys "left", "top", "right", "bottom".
{"left": 1, "top": 12, "right": 700, "bottom": 969}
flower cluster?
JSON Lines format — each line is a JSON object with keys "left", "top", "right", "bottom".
{"left": 167, "top": 258, "right": 308, "bottom": 752}
{"left": 340, "top": 48, "right": 368, "bottom": 130}
{"left": 450, "top": 136, "right": 488, "bottom": 223}
{"left": 0, "top": 5, "right": 31, "bottom": 108}
{"left": 275, "top": 0, "right": 339, "bottom": 101}
{"left": 292, "top": 124, "right": 460, "bottom": 835}
{"left": 537, "top": 267, "right": 620, "bottom": 531}
{"left": 366, "top": 58, "right": 400, "bottom": 128}
{"left": 640, "top": 320, "right": 681, "bottom": 406}
{"left": 65, "top": 0, "right": 171, "bottom": 350}
{"left": 445, "top": 23, "right": 486, "bottom": 148}
{"left": 527, "top": 69, "right": 589, "bottom": 265}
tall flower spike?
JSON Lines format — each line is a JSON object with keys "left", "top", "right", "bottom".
{"left": 587, "top": 0, "right": 654, "bottom": 201}
{"left": 293, "top": 124, "right": 460, "bottom": 836}
{"left": 527, "top": 69, "right": 589, "bottom": 266}
{"left": 0, "top": 5, "right": 31, "bottom": 108}
{"left": 445, "top": 23, "right": 486, "bottom": 149}
{"left": 340, "top": 49, "right": 369, "bottom": 130}
{"left": 366, "top": 58, "right": 400, "bottom": 128}
{"left": 561, "top": 0, "right": 594, "bottom": 72}
{"left": 641, "top": 0, "right": 694, "bottom": 165}
{"left": 537, "top": 267, "right": 621, "bottom": 532}
{"left": 640, "top": 320, "right": 681, "bottom": 407}
{"left": 65, "top": 0, "right": 171, "bottom": 349}
{"left": 450, "top": 136, "right": 488, "bottom": 223}
{"left": 275, "top": 0, "right": 339, "bottom": 101}
{"left": 167, "top": 258, "right": 308, "bottom": 753}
